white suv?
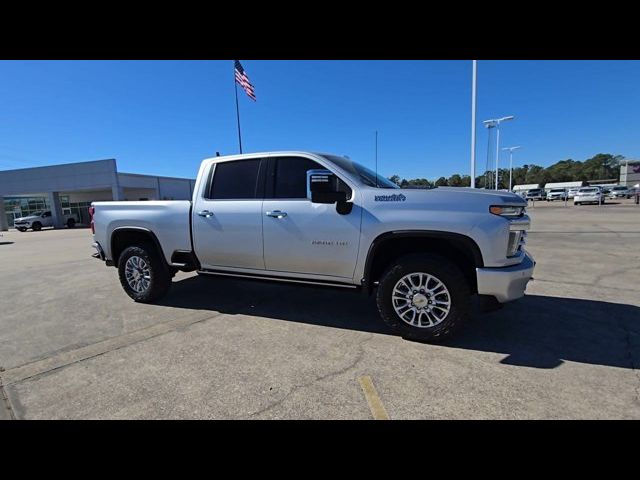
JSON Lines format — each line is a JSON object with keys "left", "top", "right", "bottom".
{"left": 547, "top": 188, "right": 567, "bottom": 201}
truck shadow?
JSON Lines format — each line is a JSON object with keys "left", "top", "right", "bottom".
{"left": 162, "top": 275, "right": 640, "bottom": 370}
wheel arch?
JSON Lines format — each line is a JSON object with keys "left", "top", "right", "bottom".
{"left": 110, "top": 227, "right": 166, "bottom": 267}
{"left": 362, "top": 230, "right": 484, "bottom": 294}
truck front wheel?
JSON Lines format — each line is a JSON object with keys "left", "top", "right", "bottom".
{"left": 118, "top": 244, "right": 172, "bottom": 303}
{"left": 376, "top": 254, "right": 471, "bottom": 342}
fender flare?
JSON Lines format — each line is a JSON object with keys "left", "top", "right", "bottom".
{"left": 362, "top": 230, "right": 484, "bottom": 286}
{"left": 109, "top": 226, "right": 166, "bottom": 266}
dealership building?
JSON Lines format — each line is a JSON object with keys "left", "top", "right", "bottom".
{"left": 620, "top": 160, "right": 640, "bottom": 188}
{"left": 0, "top": 159, "right": 195, "bottom": 231}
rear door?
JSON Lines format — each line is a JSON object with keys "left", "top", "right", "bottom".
{"left": 262, "top": 155, "right": 362, "bottom": 279}
{"left": 192, "top": 158, "right": 267, "bottom": 270}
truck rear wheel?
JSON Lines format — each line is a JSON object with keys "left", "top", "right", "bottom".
{"left": 67, "top": 218, "right": 76, "bottom": 228}
{"left": 376, "top": 253, "right": 471, "bottom": 342}
{"left": 118, "top": 244, "right": 172, "bottom": 303}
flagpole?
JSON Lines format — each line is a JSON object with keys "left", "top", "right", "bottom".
{"left": 234, "top": 64, "right": 243, "bottom": 154}
{"left": 375, "top": 130, "right": 378, "bottom": 188}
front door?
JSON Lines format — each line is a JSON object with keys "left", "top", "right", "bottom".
{"left": 192, "top": 158, "right": 266, "bottom": 270}
{"left": 262, "top": 156, "right": 361, "bottom": 279}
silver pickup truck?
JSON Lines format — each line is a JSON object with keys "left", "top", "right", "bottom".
{"left": 90, "top": 151, "right": 535, "bottom": 342}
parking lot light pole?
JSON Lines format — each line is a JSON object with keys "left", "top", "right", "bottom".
{"left": 502, "top": 146, "right": 521, "bottom": 191}
{"left": 484, "top": 116, "right": 515, "bottom": 189}
{"left": 483, "top": 121, "right": 496, "bottom": 188}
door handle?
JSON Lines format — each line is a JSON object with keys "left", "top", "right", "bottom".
{"left": 266, "top": 210, "right": 287, "bottom": 219}
{"left": 197, "top": 210, "right": 214, "bottom": 218}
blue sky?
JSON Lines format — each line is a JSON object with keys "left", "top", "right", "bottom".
{"left": 0, "top": 60, "right": 639, "bottom": 180}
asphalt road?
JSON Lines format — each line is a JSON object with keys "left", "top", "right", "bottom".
{"left": 1, "top": 201, "right": 639, "bottom": 419}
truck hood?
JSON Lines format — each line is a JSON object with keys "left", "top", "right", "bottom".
{"left": 433, "top": 187, "right": 526, "bottom": 203}
{"left": 368, "top": 187, "right": 526, "bottom": 210}
{"left": 363, "top": 187, "right": 528, "bottom": 217}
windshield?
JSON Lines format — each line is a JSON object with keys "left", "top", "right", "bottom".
{"left": 320, "top": 155, "right": 399, "bottom": 189}
{"left": 29, "top": 211, "right": 43, "bottom": 217}
{"left": 613, "top": 186, "right": 626, "bottom": 191}
{"left": 550, "top": 189, "right": 565, "bottom": 193}
{"left": 580, "top": 188, "right": 598, "bottom": 193}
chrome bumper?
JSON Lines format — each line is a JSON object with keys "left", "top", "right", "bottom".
{"left": 92, "top": 242, "right": 105, "bottom": 261}
{"left": 476, "top": 251, "right": 535, "bottom": 303}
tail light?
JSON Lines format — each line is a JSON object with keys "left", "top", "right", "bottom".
{"left": 89, "top": 206, "right": 95, "bottom": 234}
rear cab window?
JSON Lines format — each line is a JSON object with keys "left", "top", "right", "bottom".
{"left": 205, "top": 158, "right": 265, "bottom": 200}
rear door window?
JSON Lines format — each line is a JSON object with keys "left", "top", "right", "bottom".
{"left": 207, "top": 159, "right": 263, "bottom": 200}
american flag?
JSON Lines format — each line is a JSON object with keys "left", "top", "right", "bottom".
{"left": 234, "top": 60, "right": 256, "bottom": 101}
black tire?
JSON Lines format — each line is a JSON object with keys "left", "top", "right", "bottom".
{"left": 67, "top": 218, "right": 76, "bottom": 228}
{"left": 117, "top": 244, "right": 172, "bottom": 303}
{"left": 31, "top": 222, "right": 42, "bottom": 231}
{"left": 16, "top": 227, "right": 26, "bottom": 232}
{"left": 574, "top": 202, "right": 580, "bottom": 206}
{"left": 376, "top": 253, "right": 471, "bottom": 342}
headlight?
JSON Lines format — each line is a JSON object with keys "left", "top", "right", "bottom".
{"left": 489, "top": 205, "right": 525, "bottom": 217}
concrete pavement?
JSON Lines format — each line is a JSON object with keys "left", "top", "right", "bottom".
{"left": 1, "top": 202, "right": 639, "bottom": 419}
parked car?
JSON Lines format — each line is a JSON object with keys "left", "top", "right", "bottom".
{"left": 13, "top": 210, "right": 78, "bottom": 231}
{"left": 567, "top": 188, "right": 580, "bottom": 199}
{"left": 546, "top": 188, "right": 568, "bottom": 201}
{"left": 574, "top": 187, "right": 604, "bottom": 205}
{"left": 90, "top": 151, "right": 535, "bottom": 343}
{"left": 526, "top": 188, "right": 546, "bottom": 201}
{"left": 609, "top": 185, "right": 631, "bottom": 199}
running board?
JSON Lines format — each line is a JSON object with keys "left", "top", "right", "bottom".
{"left": 197, "top": 270, "right": 358, "bottom": 289}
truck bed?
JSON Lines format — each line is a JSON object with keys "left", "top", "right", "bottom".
{"left": 92, "top": 201, "right": 193, "bottom": 265}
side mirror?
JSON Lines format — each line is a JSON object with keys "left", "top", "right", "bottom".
{"left": 307, "top": 170, "right": 347, "bottom": 204}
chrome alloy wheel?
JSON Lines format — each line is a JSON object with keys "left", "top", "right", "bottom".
{"left": 392, "top": 272, "right": 452, "bottom": 328}
{"left": 124, "top": 256, "right": 152, "bottom": 293}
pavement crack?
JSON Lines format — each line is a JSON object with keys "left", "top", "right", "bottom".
{"left": 2, "top": 311, "right": 226, "bottom": 386}
{"left": 0, "top": 369, "right": 17, "bottom": 420}
{"left": 3, "top": 291, "right": 279, "bottom": 387}
{"left": 248, "top": 333, "right": 374, "bottom": 418}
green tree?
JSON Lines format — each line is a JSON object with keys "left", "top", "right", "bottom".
{"left": 388, "top": 175, "right": 402, "bottom": 186}
{"left": 448, "top": 174, "right": 463, "bottom": 186}
{"left": 435, "top": 177, "right": 448, "bottom": 187}
{"left": 524, "top": 165, "right": 545, "bottom": 185}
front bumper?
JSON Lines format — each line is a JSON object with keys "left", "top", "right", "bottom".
{"left": 476, "top": 251, "right": 535, "bottom": 303}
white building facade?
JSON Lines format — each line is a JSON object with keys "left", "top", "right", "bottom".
{"left": 620, "top": 161, "right": 640, "bottom": 188}
{"left": 0, "top": 159, "right": 195, "bottom": 231}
